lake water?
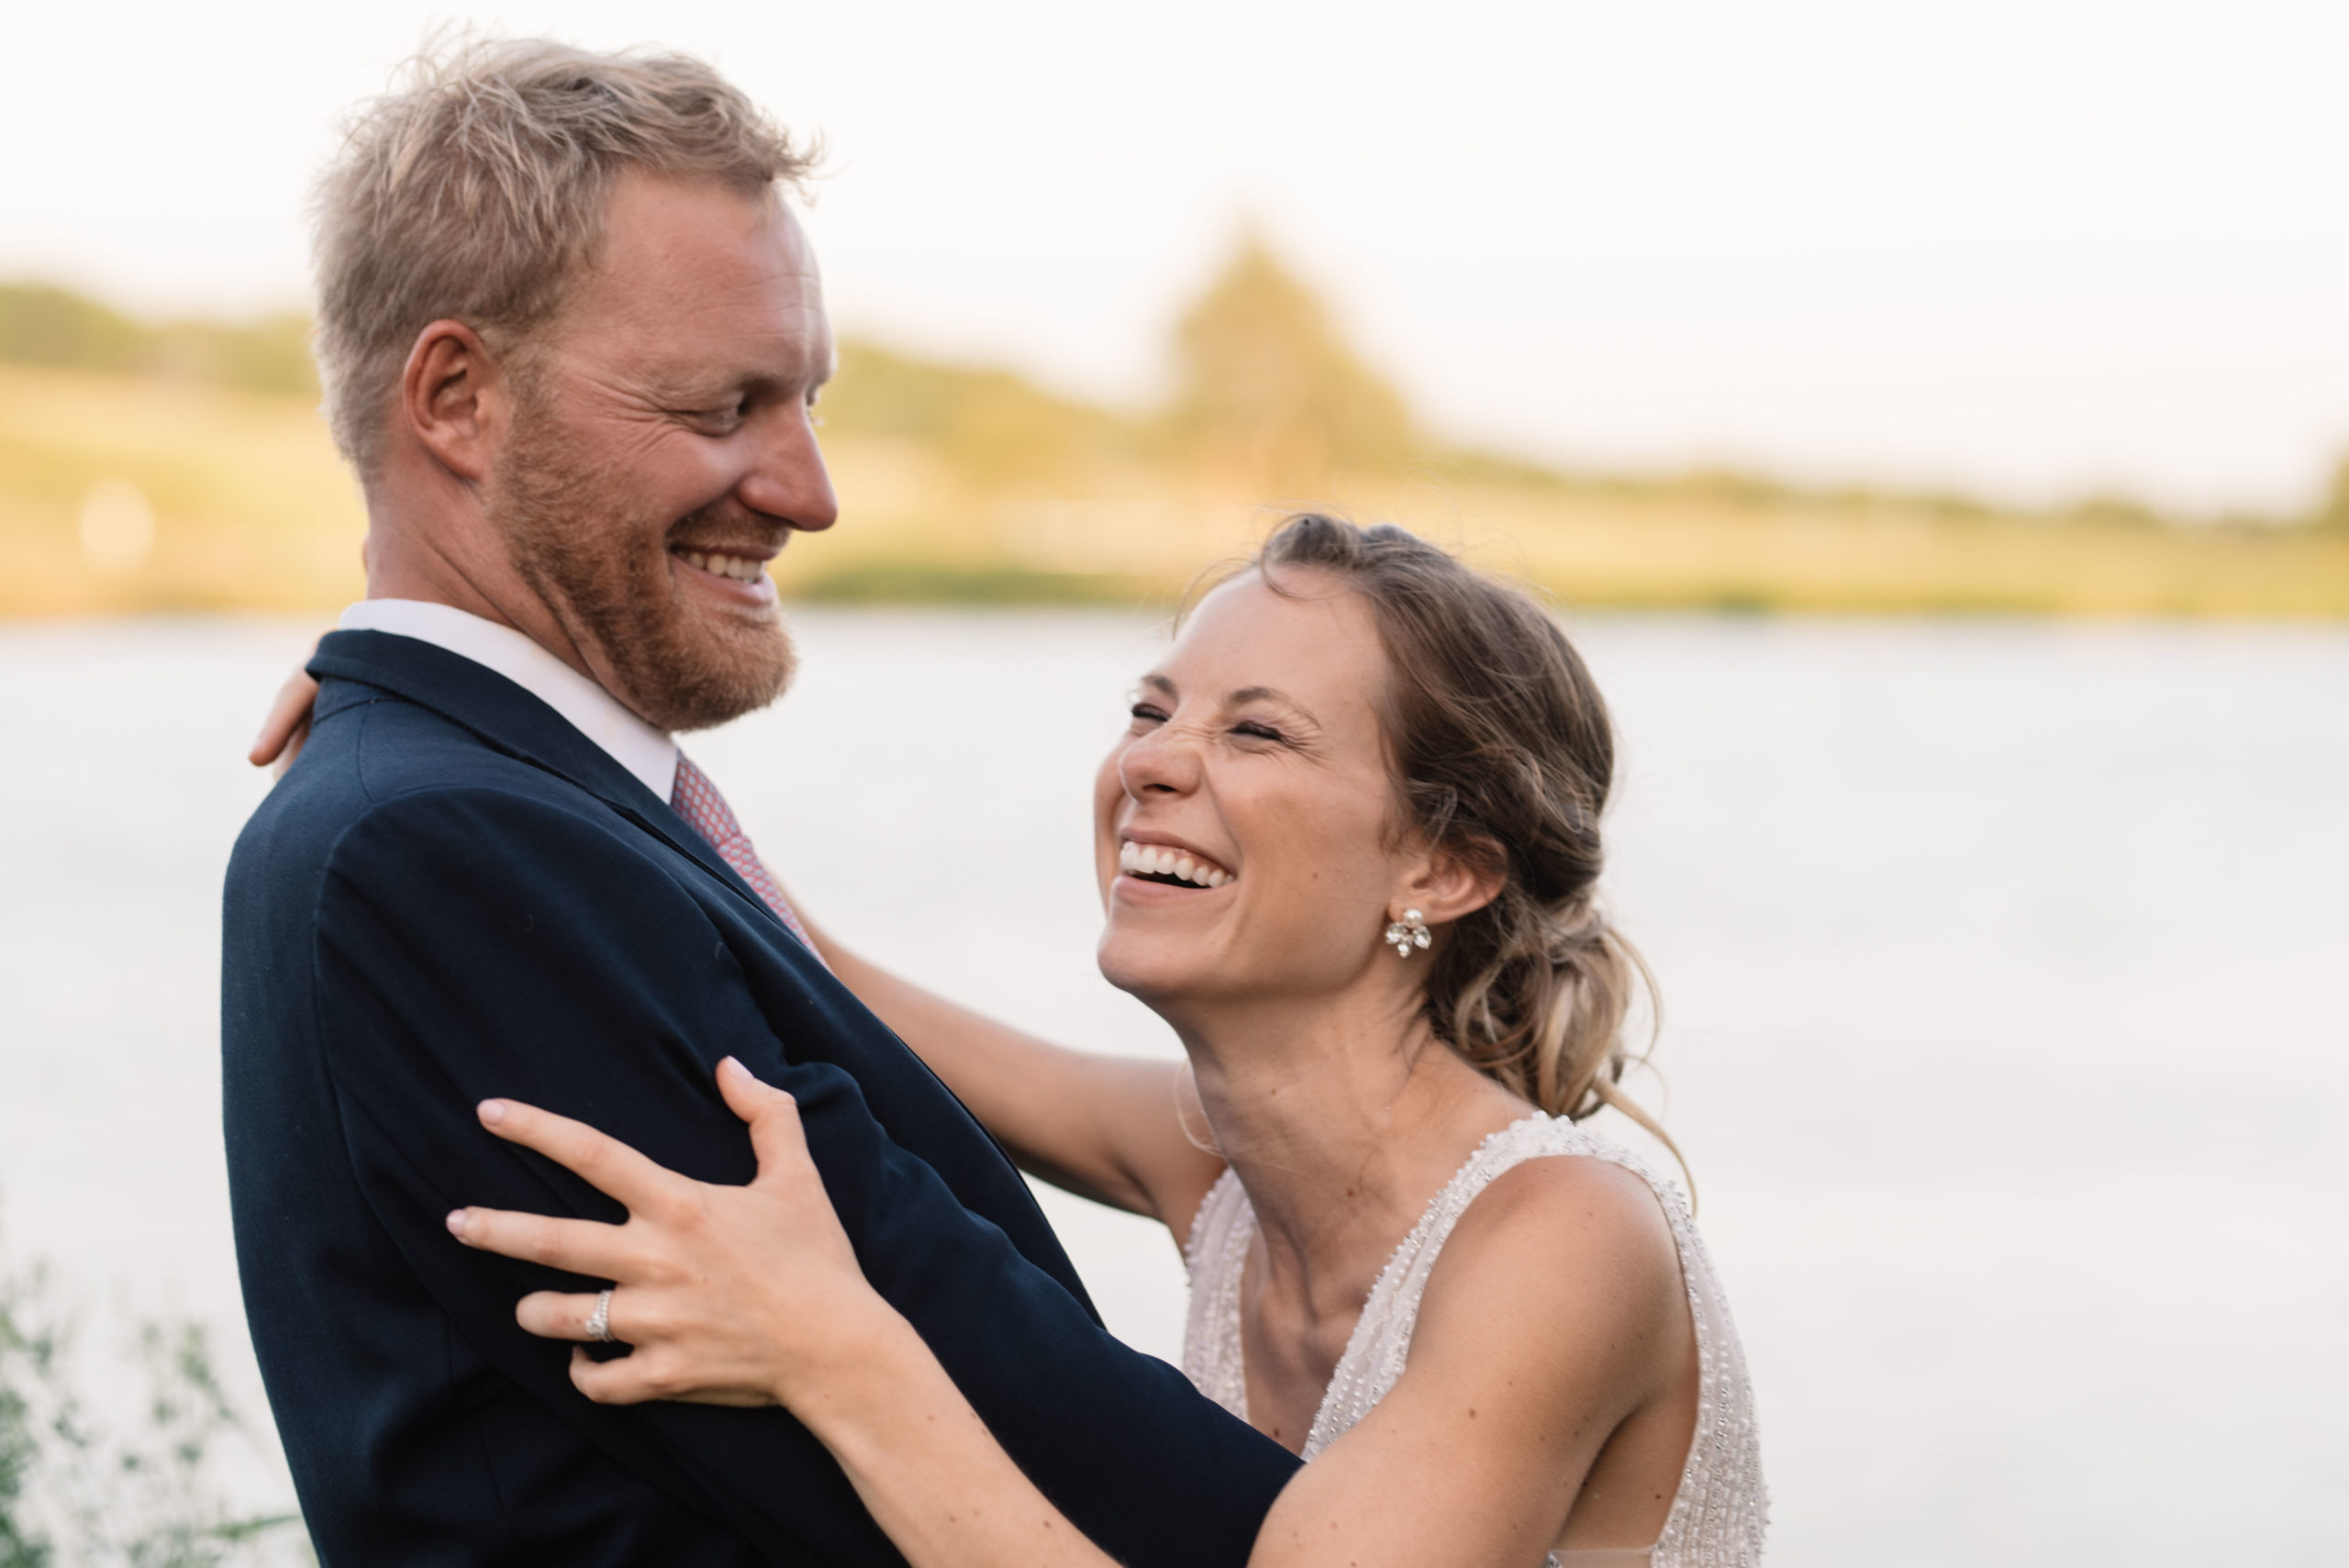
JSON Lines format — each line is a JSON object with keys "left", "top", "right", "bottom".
{"left": 1, "top": 610, "right": 2343, "bottom": 1563}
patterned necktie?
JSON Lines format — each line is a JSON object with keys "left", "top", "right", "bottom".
{"left": 670, "top": 751, "right": 826, "bottom": 966}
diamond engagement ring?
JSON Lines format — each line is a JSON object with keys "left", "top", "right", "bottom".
{"left": 584, "top": 1287, "right": 615, "bottom": 1343}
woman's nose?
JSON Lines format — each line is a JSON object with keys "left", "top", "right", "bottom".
{"left": 1119, "top": 722, "right": 1202, "bottom": 797}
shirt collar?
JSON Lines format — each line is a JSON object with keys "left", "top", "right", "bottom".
{"left": 337, "top": 599, "right": 679, "bottom": 802}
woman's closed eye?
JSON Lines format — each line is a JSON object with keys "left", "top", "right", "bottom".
{"left": 1126, "top": 703, "right": 1295, "bottom": 747}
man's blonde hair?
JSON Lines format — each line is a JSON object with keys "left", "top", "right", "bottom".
{"left": 312, "top": 38, "right": 815, "bottom": 477}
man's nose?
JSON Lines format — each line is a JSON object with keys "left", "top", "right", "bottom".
{"left": 739, "top": 404, "right": 839, "bottom": 533}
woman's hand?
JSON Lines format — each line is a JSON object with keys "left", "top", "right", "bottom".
{"left": 250, "top": 658, "right": 322, "bottom": 775}
{"left": 461, "top": 1068, "right": 1124, "bottom": 1568}
{"left": 445, "top": 1057, "right": 896, "bottom": 1409}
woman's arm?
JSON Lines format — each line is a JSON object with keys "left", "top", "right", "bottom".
{"left": 765, "top": 1313, "right": 1119, "bottom": 1568}
{"left": 804, "top": 1162, "right": 1685, "bottom": 1568}
{"left": 451, "top": 1063, "right": 1692, "bottom": 1568}
{"left": 804, "top": 915, "right": 1221, "bottom": 1229}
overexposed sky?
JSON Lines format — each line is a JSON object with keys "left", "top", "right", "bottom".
{"left": 6, "top": 0, "right": 2346, "bottom": 511}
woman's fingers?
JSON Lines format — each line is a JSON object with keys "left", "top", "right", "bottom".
{"left": 250, "top": 662, "right": 322, "bottom": 770}
{"left": 454, "top": 1068, "right": 880, "bottom": 1413}
{"left": 475, "top": 1097, "right": 681, "bottom": 1216}
{"left": 568, "top": 1345, "right": 654, "bottom": 1405}
{"left": 515, "top": 1289, "right": 611, "bottom": 1343}
{"left": 447, "top": 1204, "right": 635, "bottom": 1280}
{"left": 565, "top": 1344, "right": 775, "bottom": 1408}
{"left": 716, "top": 1057, "right": 818, "bottom": 1194}
{"left": 516, "top": 1291, "right": 776, "bottom": 1407}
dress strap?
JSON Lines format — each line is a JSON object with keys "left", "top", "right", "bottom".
{"left": 1180, "top": 1167, "right": 1254, "bottom": 1421}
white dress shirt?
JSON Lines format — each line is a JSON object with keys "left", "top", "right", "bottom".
{"left": 338, "top": 599, "right": 679, "bottom": 801}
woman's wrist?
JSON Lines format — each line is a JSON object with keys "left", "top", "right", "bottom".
{"left": 782, "top": 1310, "right": 1111, "bottom": 1568}
{"left": 770, "top": 1288, "right": 926, "bottom": 1430}
{"left": 784, "top": 1306, "right": 1006, "bottom": 1499}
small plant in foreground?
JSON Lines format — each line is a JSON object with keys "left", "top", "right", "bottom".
{"left": 0, "top": 1238, "right": 306, "bottom": 1567}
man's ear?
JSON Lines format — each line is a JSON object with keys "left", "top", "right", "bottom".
{"left": 398, "top": 319, "right": 509, "bottom": 484}
{"left": 1397, "top": 835, "right": 1507, "bottom": 929}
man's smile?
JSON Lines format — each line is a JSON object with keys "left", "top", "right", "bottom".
{"left": 669, "top": 545, "right": 772, "bottom": 584}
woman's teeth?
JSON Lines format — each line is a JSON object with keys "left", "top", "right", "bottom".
{"left": 675, "top": 550, "right": 767, "bottom": 584}
{"left": 1119, "top": 841, "right": 1233, "bottom": 888}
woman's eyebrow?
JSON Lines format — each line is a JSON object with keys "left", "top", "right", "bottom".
{"left": 1228, "top": 686, "right": 1323, "bottom": 730}
{"left": 1141, "top": 676, "right": 1315, "bottom": 724}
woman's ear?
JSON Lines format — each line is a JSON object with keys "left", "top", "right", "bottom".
{"left": 1396, "top": 835, "right": 1506, "bottom": 928}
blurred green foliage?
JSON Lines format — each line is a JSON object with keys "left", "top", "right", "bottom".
{"left": 0, "top": 285, "right": 315, "bottom": 398}
{"left": 1, "top": 242, "right": 2343, "bottom": 615}
{"left": 1163, "top": 235, "right": 1415, "bottom": 486}
{"left": 3, "top": 254, "right": 2336, "bottom": 530}
{"left": 822, "top": 339, "right": 1134, "bottom": 487}
{"left": 0, "top": 1234, "right": 306, "bottom": 1567}
{"left": 818, "top": 238, "right": 1419, "bottom": 495}
{"left": 0, "top": 1285, "right": 43, "bottom": 1568}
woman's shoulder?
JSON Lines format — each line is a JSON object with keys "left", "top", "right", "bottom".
{"left": 1453, "top": 1134, "right": 1682, "bottom": 1292}
{"left": 1409, "top": 1122, "right": 1689, "bottom": 1392}
{"left": 1343, "top": 1120, "right": 1696, "bottom": 1500}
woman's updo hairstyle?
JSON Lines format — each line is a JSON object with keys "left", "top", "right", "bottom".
{"left": 1207, "top": 514, "right": 1678, "bottom": 1164}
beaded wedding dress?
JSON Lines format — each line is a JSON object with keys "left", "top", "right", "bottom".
{"left": 1182, "top": 1113, "right": 1766, "bottom": 1566}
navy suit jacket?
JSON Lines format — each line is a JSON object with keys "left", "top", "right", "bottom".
{"left": 221, "top": 629, "right": 1297, "bottom": 1565}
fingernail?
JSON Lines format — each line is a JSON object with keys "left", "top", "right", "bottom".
{"left": 720, "top": 1056, "right": 751, "bottom": 1082}
{"left": 445, "top": 1209, "right": 469, "bottom": 1239}
{"left": 478, "top": 1099, "right": 507, "bottom": 1126}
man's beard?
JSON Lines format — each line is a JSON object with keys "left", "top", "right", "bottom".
{"left": 487, "top": 408, "right": 796, "bottom": 734}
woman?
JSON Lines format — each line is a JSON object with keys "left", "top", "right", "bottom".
{"left": 271, "top": 515, "right": 1765, "bottom": 1564}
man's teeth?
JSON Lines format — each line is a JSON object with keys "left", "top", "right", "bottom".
{"left": 676, "top": 550, "right": 767, "bottom": 584}
{"left": 1118, "top": 841, "right": 1233, "bottom": 888}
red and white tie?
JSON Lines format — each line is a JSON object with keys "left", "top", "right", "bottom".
{"left": 670, "top": 752, "right": 826, "bottom": 966}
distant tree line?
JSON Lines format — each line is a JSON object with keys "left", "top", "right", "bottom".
{"left": 5, "top": 254, "right": 2340, "bottom": 531}
{"left": 0, "top": 284, "right": 315, "bottom": 398}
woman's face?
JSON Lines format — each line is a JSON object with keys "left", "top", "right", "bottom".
{"left": 1093, "top": 571, "right": 1420, "bottom": 1011}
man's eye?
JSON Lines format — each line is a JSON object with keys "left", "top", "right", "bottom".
{"left": 1233, "top": 721, "right": 1286, "bottom": 742}
{"left": 1129, "top": 704, "right": 1169, "bottom": 725}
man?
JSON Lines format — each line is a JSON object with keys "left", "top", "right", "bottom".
{"left": 222, "top": 39, "right": 1297, "bottom": 1564}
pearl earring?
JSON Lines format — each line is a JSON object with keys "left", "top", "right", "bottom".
{"left": 1384, "top": 907, "right": 1431, "bottom": 958}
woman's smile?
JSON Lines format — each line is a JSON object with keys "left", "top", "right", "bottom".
{"left": 1116, "top": 837, "right": 1236, "bottom": 891}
